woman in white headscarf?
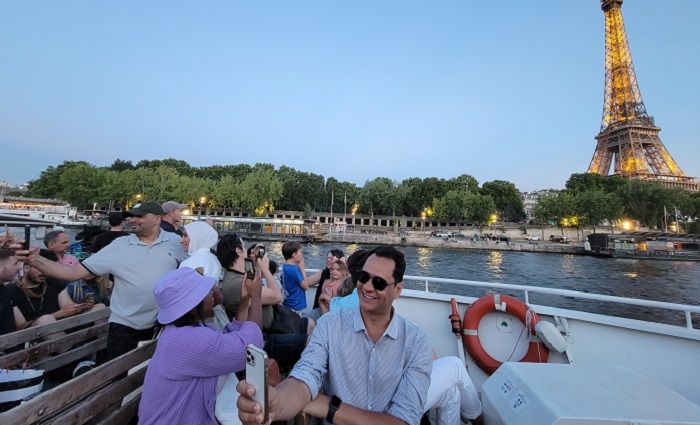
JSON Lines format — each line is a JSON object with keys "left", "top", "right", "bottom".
{"left": 178, "top": 221, "right": 228, "bottom": 330}
{"left": 179, "top": 221, "right": 221, "bottom": 279}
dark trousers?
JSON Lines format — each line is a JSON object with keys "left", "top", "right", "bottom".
{"left": 101, "top": 322, "right": 155, "bottom": 363}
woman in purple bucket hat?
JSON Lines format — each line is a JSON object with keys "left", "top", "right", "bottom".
{"left": 138, "top": 267, "right": 264, "bottom": 425}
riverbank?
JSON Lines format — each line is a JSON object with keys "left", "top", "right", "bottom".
{"left": 320, "top": 233, "right": 585, "bottom": 254}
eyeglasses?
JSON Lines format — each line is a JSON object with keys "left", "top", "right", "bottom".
{"left": 357, "top": 270, "right": 396, "bottom": 292}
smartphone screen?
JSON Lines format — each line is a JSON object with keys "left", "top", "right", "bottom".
{"left": 257, "top": 246, "right": 265, "bottom": 259}
{"left": 244, "top": 258, "right": 255, "bottom": 279}
{"left": 245, "top": 345, "right": 269, "bottom": 423}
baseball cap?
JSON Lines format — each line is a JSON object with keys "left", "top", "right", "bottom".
{"left": 162, "top": 201, "right": 188, "bottom": 214}
{"left": 124, "top": 201, "right": 163, "bottom": 217}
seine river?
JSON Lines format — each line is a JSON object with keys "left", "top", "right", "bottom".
{"left": 257, "top": 240, "right": 700, "bottom": 328}
{"left": 58, "top": 229, "right": 699, "bottom": 327}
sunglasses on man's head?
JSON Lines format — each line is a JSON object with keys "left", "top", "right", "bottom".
{"left": 357, "top": 270, "right": 395, "bottom": 291}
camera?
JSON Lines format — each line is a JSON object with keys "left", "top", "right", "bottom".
{"left": 256, "top": 245, "right": 265, "bottom": 259}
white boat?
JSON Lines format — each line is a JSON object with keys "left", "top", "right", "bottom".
{"left": 377, "top": 275, "right": 700, "bottom": 424}
{"left": 0, "top": 207, "right": 87, "bottom": 228}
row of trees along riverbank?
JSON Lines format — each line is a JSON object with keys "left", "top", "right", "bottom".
{"left": 24, "top": 159, "right": 700, "bottom": 232}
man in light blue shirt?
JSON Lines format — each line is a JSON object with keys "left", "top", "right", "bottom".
{"left": 237, "top": 246, "right": 432, "bottom": 425}
{"left": 21, "top": 201, "right": 187, "bottom": 361}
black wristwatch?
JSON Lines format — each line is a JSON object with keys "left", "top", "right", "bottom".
{"left": 326, "top": 395, "right": 342, "bottom": 424}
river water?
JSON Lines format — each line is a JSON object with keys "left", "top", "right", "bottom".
{"left": 56, "top": 230, "right": 698, "bottom": 327}
{"left": 259, "top": 241, "right": 700, "bottom": 328}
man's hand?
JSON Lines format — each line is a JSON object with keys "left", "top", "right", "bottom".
{"left": 241, "top": 272, "right": 263, "bottom": 303}
{"left": 237, "top": 379, "right": 279, "bottom": 424}
{"left": 319, "top": 292, "right": 331, "bottom": 314}
{"left": 54, "top": 301, "right": 92, "bottom": 319}
{"left": 12, "top": 246, "right": 39, "bottom": 264}
{"left": 256, "top": 252, "right": 270, "bottom": 272}
{"left": 250, "top": 271, "right": 263, "bottom": 298}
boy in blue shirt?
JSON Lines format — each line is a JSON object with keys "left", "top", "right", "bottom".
{"left": 281, "top": 241, "right": 310, "bottom": 313}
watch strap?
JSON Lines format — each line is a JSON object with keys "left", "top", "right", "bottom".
{"left": 326, "top": 395, "right": 342, "bottom": 424}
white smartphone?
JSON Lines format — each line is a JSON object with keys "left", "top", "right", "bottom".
{"left": 245, "top": 345, "right": 269, "bottom": 423}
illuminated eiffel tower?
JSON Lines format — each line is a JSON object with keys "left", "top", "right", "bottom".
{"left": 587, "top": 0, "right": 699, "bottom": 191}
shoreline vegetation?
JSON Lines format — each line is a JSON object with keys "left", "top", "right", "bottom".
{"left": 20, "top": 158, "right": 700, "bottom": 235}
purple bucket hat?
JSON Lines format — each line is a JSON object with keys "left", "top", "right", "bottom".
{"left": 154, "top": 268, "right": 216, "bottom": 324}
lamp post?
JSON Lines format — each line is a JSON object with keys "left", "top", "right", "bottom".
{"left": 199, "top": 196, "right": 207, "bottom": 217}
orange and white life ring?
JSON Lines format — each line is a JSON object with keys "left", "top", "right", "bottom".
{"left": 462, "top": 294, "right": 549, "bottom": 374}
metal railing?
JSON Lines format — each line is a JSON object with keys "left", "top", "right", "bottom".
{"left": 402, "top": 274, "right": 700, "bottom": 330}
{"left": 305, "top": 268, "right": 699, "bottom": 329}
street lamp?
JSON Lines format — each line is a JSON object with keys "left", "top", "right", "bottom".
{"left": 199, "top": 196, "right": 207, "bottom": 217}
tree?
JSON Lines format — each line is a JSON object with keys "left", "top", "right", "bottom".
{"left": 173, "top": 176, "right": 214, "bottom": 208}
{"left": 433, "top": 190, "right": 470, "bottom": 222}
{"left": 58, "top": 164, "right": 107, "bottom": 209}
{"left": 480, "top": 180, "right": 526, "bottom": 222}
{"left": 575, "top": 190, "right": 623, "bottom": 232}
{"left": 26, "top": 161, "right": 91, "bottom": 199}
{"left": 360, "top": 178, "right": 401, "bottom": 216}
{"left": 238, "top": 169, "right": 283, "bottom": 215}
{"left": 99, "top": 169, "right": 140, "bottom": 209}
{"left": 465, "top": 192, "right": 496, "bottom": 228}
{"left": 212, "top": 175, "right": 242, "bottom": 209}
{"left": 136, "top": 158, "right": 194, "bottom": 176}
{"left": 533, "top": 192, "right": 577, "bottom": 227}
{"left": 618, "top": 180, "right": 676, "bottom": 229}
{"left": 447, "top": 174, "right": 479, "bottom": 194}
{"left": 276, "top": 166, "right": 325, "bottom": 212}
{"left": 109, "top": 159, "right": 135, "bottom": 172}
{"left": 398, "top": 177, "right": 424, "bottom": 217}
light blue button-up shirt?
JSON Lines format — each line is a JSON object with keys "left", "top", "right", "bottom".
{"left": 290, "top": 307, "right": 432, "bottom": 424}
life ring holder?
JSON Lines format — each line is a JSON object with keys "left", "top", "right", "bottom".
{"left": 462, "top": 294, "right": 549, "bottom": 374}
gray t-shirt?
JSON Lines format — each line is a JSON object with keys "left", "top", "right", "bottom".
{"left": 82, "top": 230, "right": 187, "bottom": 329}
{"left": 222, "top": 269, "right": 273, "bottom": 327}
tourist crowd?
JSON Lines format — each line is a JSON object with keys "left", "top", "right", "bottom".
{"left": 0, "top": 200, "right": 482, "bottom": 425}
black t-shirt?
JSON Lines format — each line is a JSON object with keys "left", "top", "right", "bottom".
{"left": 91, "top": 230, "right": 130, "bottom": 253}
{"left": 312, "top": 268, "right": 331, "bottom": 309}
{"left": 0, "top": 284, "right": 17, "bottom": 336}
{"left": 8, "top": 282, "right": 61, "bottom": 322}
{"left": 160, "top": 221, "right": 183, "bottom": 236}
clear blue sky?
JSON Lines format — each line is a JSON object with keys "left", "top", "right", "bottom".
{"left": 2, "top": 1, "right": 699, "bottom": 191}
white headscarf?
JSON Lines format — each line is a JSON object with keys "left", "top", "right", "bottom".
{"left": 179, "top": 221, "right": 222, "bottom": 279}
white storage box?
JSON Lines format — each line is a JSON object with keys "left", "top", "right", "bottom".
{"left": 482, "top": 363, "right": 700, "bottom": 425}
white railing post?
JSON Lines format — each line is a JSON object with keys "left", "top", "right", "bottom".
{"left": 524, "top": 290, "right": 530, "bottom": 306}
{"left": 686, "top": 311, "right": 694, "bottom": 330}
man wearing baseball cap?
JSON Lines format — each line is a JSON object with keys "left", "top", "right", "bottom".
{"left": 161, "top": 200, "right": 187, "bottom": 236}
{"left": 17, "top": 200, "right": 188, "bottom": 361}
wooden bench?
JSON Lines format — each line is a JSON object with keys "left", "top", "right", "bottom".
{"left": 0, "top": 308, "right": 110, "bottom": 373}
{"left": 0, "top": 340, "right": 155, "bottom": 424}
{"left": 0, "top": 307, "right": 155, "bottom": 424}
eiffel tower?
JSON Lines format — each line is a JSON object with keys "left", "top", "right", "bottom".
{"left": 587, "top": 0, "right": 699, "bottom": 191}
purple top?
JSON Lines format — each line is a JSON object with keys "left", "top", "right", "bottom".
{"left": 138, "top": 320, "right": 263, "bottom": 425}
